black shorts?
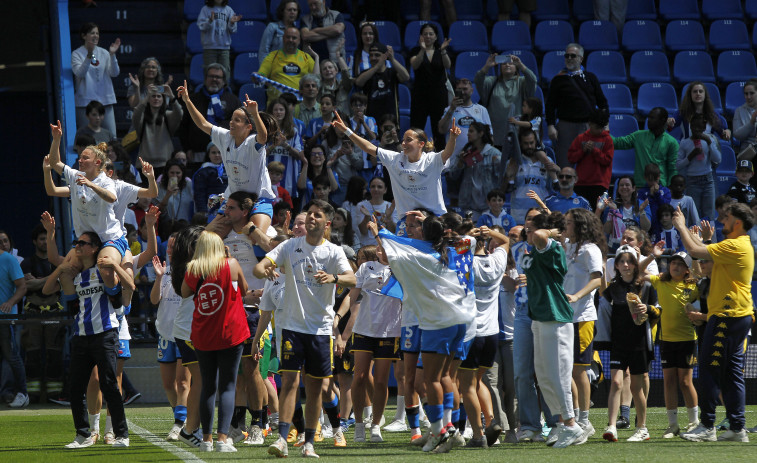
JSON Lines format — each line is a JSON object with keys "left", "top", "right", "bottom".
{"left": 573, "top": 321, "right": 595, "bottom": 366}
{"left": 334, "top": 337, "right": 353, "bottom": 375}
{"left": 246, "top": 306, "right": 260, "bottom": 340}
{"left": 350, "top": 333, "right": 400, "bottom": 360}
{"left": 660, "top": 340, "right": 698, "bottom": 369}
{"left": 609, "top": 348, "right": 651, "bottom": 375}
{"left": 459, "top": 334, "right": 498, "bottom": 370}
{"left": 279, "top": 329, "right": 333, "bottom": 378}
{"left": 175, "top": 338, "right": 198, "bottom": 366}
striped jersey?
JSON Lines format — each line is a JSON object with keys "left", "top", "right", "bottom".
{"left": 71, "top": 267, "right": 120, "bottom": 336}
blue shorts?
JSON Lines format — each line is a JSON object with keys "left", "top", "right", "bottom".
{"left": 421, "top": 324, "right": 466, "bottom": 356}
{"left": 252, "top": 197, "right": 274, "bottom": 218}
{"left": 279, "top": 329, "right": 333, "bottom": 378}
{"left": 455, "top": 337, "right": 473, "bottom": 362}
{"left": 103, "top": 235, "right": 129, "bottom": 257}
{"left": 117, "top": 339, "right": 131, "bottom": 359}
{"left": 175, "top": 338, "right": 198, "bottom": 366}
{"left": 157, "top": 335, "right": 181, "bottom": 363}
{"left": 401, "top": 325, "right": 422, "bottom": 353}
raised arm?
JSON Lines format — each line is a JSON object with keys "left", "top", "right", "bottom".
{"left": 43, "top": 156, "right": 70, "bottom": 197}
{"left": 137, "top": 158, "right": 159, "bottom": 198}
{"left": 41, "top": 211, "right": 64, "bottom": 267}
{"left": 48, "top": 121, "right": 66, "bottom": 174}
{"left": 440, "top": 118, "right": 461, "bottom": 164}
{"left": 387, "top": 46, "right": 409, "bottom": 82}
{"left": 243, "top": 95, "right": 266, "bottom": 143}
{"left": 332, "top": 111, "right": 378, "bottom": 158}
{"left": 177, "top": 80, "right": 213, "bottom": 135}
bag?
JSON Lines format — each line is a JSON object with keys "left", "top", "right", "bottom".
{"left": 121, "top": 129, "right": 139, "bottom": 151}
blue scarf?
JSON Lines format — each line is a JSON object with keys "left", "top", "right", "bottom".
{"left": 561, "top": 65, "right": 585, "bottom": 78}
{"left": 201, "top": 86, "right": 226, "bottom": 124}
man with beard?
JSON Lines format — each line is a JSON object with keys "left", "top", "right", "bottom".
{"left": 545, "top": 167, "right": 592, "bottom": 214}
{"left": 299, "top": 0, "right": 345, "bottom": 63}
{"left": 258, "top": 27, "right": 315, "bottom": 103}
{"left": 509, "top": 129, "right": 558, "bottom": 224}
{"left": 178, "top": 63, "right": 241, "bottom": 161}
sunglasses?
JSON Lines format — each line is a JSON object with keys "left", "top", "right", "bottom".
{"left": 72, "top": 240, "right": 95, "bottom": 247}
{"left": 564, "top": 53, "right": 580, "bottom": 59}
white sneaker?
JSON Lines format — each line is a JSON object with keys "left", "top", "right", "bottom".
{"left": 717, "top": 429, "right": 749, "bottom": 442}
{"left": 9, "top": 392, "right": 29, "bottom": 408}
{"left": 166, "top": 424, "right": 182, "bottom": 442}
{"left": 546, "top": 425, "right": 561, "bottom": 446}
{"left": 228, "top": 426, "right": 247, "bottom": 444}
{"left": 383, "top": 419, "right": 407, "bottom": 432}
{"left": 65, "top": 435, "right": 96, "bottom": 449}
{"left": 627, "top": 427, "right": 650, "bottom": 442}
{"left": 370, "top": 425, "right": 384, "bottom": 442}
{"left": 215, "top": 439, "right": 237, "bottom": 452}
{"left": 422, "top": 430, "right": 449, "bottom": 452}
{"left": 463, "top": 422, "right": 473, "bottom": 439}
{"left": 450, "top": 427, "right": 466, "bottom": 447}
{"left": 574, "top": 422, "right": 594, "bottom": 445}
{"left": 681, "top": 423, "right": 716, "bottom": 442}
{"left": 321, "top": 422, "right": 334, "bottom": 439}
{"left": 602, "top": 426, "right": 618, "bottom": 442}
{"left": 268, "top": 435, "right": 288, "bottom": 457}
{"left": 552, "top": 424, "right": 583, "bottom": 448}
{"left": 662, "top": 424, "right": 680, "bottom": 439}
{"left": 517, "top": 429, "right": 545, "bottom": 443}
{"left": 354, "top": 422, "right": 366, "bottom": 442}
{"left": 113, "top": 437, "right": 130, "bottom": 447}
{"left": 104, "top": 431, "right": 116, "bottom": 445}
{"left": 245, "top": 425, "right": 265, "bottom": 445}
{"left": 301, "top": 442, "right": 319, "bottom": 458}
{"left": 199, "top": 441, "right": 213, "bottom": 452}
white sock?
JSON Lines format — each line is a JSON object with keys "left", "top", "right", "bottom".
{"left": 431, "top": 419, "right": 444, "bottom": 435}
{"left": 319, "top": 409, "right": 325, "bottom": 424}
{"left": 394, "top": 396, "right": 406, "bottom": 421}
{"left": 687, "top": 407, "right": 699, "bottom": 424}
{"left": 666, "top": 409, "right": 678, "bottom": 426}
{"left": 579, "top": 410, "right": 590, "bottom": 424}
{"left": 105, "top": 415, "right": 113, "bottom": 433}
{"left": 364, "top": 406, "right": 373, "bottom": 419}
{"left": 443, "top": 408, "right": 452, "bottom": 425}
{"left": 89, "top": 413, "right": 100, "bottom": 433}
{"left": 574, "top": 408, "right": 580, "bottom": 420}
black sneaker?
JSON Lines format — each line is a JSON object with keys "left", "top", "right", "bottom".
{"left": 179, "top": 428, "right": 202, "bottom": 448}
{"left": 616, "top": 416, "right": 631, "bottom": 429}
{"left": 465, "top": 436, "right": 488, "bottom": 448}
{"left": 123, "top": 391, "right": 142, "bottom": 405}
{"left": 484, "top": 423, "right": 503, "bottom": 447}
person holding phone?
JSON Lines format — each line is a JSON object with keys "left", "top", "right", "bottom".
{"left": 157, "top": 159, "right": 195, "bottom": 222}
{"left": 132, "top": 84, "right": 183, "bottom": 175}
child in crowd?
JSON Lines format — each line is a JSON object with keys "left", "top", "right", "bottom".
{"left": 331, "top": 207, "right": 358, "bottom": 250}
{"left": 567, "top": 109, "right": 613, "bottom": 209}
{"left": 75, "top": 100, "right": 115, "bottom": 145}
{"left": 272, "top": 201, "right": 292, "bottom": 228}
{"left": 476, "top": 189, "right": 515, "bottom": 232}
{"left": 348, "top": 93, "right": 378, "bottom": 182}
{"left": 312, "top": 175, "right": 340, "bottom": 210}
{"left": 668, "top": 175, "right": 700, "bottom": 226}
{"left": 713, "top": 195, "right": 735, "bottom": 243}
{"left": 508, "top": 97, "right": 544, "bottom": 148}
{"left": 267, "top": 161, "right": 293, "bottom": 208}
{"left": 197, "top": 0, "right": 241, "bottom": 75}
{"left": 356, "top": 176, "right": 394, "bottom": 246}
{"left": 676, "top": 113, "right": 720, "bottom": 221}
{"left": 638, "top": 164, "right": 671, "bottom": 237}
{"left": 727, "top": 160, "right": 756, "bottom": 204}
{"left": 653, "top": 204, "right": 684, "bottom": 254}
{"left": 306, "top": 93, "right": 337, "bottom": 148}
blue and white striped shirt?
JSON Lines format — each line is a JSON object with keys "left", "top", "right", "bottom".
{"left": 71, "top": 268, "right": 119, "bottom": 336}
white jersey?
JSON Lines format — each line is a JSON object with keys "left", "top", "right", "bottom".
{"left": 113, "top": 179, "right": 141, "bottom": 235}
{"left": 71, "top": 267, "right": 120, "bottom": 336}
{"left": 172, "top": 297, "right": 195, "bottom": 342}
{"left": 563, "top": 241, "right": 603, "bottom": 322}
{"left": 211, "top": 126, "right": 276, "bottom": 200}
{"left": 224, "top": 228, "right": 264, "bottom": 291}
{"left": 442, "top": 102, "right": 491, "bottom": 166}
{"left": 354, "top": 199, "right": 391, "bottom": 246}
{"left": 472, "top": 247, "right": 508, "bottom": 336}
{"left": 259, "top": 274, "right": 286, "bottom": 313}
{"left": 63, "top": 165, "right": 122, "bottom": 241}
{"left": 118, "top": 315, "right": 130, "bottom": 341}
{"left": 155, "top": 265, "right": 183, "bottom": 341}
{"left": 376, "top": 147, "right": 447, "bottom": 220}
{"left": 265, "top": 236, "right": 351, "bottom": 335}
{"left": 352, "top": 261, "right": 402, "bottom": 338}
{"left": 510, "top": 157, "right": 551, "bottom": 225}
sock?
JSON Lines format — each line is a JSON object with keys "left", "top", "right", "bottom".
{"left": 620, "top": 405, "right": 630, "bottom": 420}
{"left": 89, "top": 413, "right": 100, "bottom": 433}
{"left": 687, "top": 406, "right": 699, "bottom": 424}
{"left": 323, "top": 395, "right": 342, "bottom": 429}
{"left": 443, "top": 408, "right": 452, "bottom": 426}
{"left": 579, "top": 410, "right": 590, "bottom": 425}
{"left": 293, "top": 405, "right": 305, "bottom": 433}
{"left": 231, "top": 406, "right": 246, "bottom": 428}
{"left": 251, "top": 409, "right": 263, "bottom": 428}
{"left": 394, "top": 396, "right": 406, "bottom": 421}
{"left": 451, "top": 408, "right": 461, "bottom": 430}
{"left": 457, "top": 406, "right": 467, "bottom": 431}
{"left": 427, "top": 404, "right": 444, "bottom": 435}
{"left": 261, "top": 406, "right": 269, "bottom": 427}
{"left": 278, "top": 422, "right": 291, "bottom": 438}
{"left": 364, "top": 405, "right": 373, "bottom": 420}
{"left": 574, "top": 408, "right": 580, "bottom": 420}
{"left": 174, "top": 405, "right": 187, "bottom": 424}
{"left": 442, "top": 392, "right": 454, "bottom": 425}
{"left": 304, "top": 428, "right": 316, "bottom": 445}
{"left": 105, "top": 415, "right": 113, "bottom": 433}
{"left": 667, "top": 409, "right": 678, "bottom": 426}
{"left": 406, "top": 406, "right": 420, "bottom": 429}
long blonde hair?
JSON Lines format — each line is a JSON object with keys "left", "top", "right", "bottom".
{"left": 186, "top": 231, "right": 226, "bottom": 279}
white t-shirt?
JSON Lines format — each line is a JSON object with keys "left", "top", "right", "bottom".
{"left": 354, "top": 199, "right": 391, "bottom": 246}
{"left": 352, "top": 261, "right": 402, "bottom": 338}
{"left": 376, "top": 147, "right": 447, "bottom": 220}
{"left": 265, "top": 236, "right": 351, "bottom": 335}
{"left": 224, "top": 228, "right": 264, "bottom": 291}
{"left": 63, "top": 165, "right": 122, "bottom": 241}
{"left": 172, "top": 297, "right": 195, "bottom": 342}
{"left": 472, "top": 247, "right": 508, "bottom": 336}
{"left": 441, "top": 103, "right": 491, "bottom": 166}
{"left": 499, "top": 267, "right": 519, "bottom": 341}
{"left": 114, "top": 179, "right": 141, "bottom": 235}
{"left": 259, "top": 274, "right": 286, "bottom": 313}
{"left": 155, "top": 265, "right": 183, "bottom": 341}
{"left": 563, "top": 241, "right": 603, "bottom": 322}
{"left": 211, "top": 126, "right": 276, "bottom": 200}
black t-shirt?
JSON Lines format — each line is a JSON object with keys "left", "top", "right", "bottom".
{"left": 359, "top": 67, "right": 399, "bottom": 120}
{"left": 603, "top": 280, "right": 657, "bottom": 352}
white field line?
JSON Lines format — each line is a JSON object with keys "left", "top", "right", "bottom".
{"left": 127, "top": 420, "right": 206, "bottom": 463}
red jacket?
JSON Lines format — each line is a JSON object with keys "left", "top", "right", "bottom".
{"left": 567, "top": 129, "right": 614, "bottom": 188}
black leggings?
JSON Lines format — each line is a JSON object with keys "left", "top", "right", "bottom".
{"left": 195, "top": 343, "right": 243, "bottom": 435}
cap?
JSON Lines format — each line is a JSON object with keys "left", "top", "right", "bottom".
{"left": 369, "top": 42, "right": 388, "bottom": 54}
{"left": 615, "top": 244, "right": 639, "bottom": 262}
{"left": 670, "top": 251, "right": 692, "bottom": 268}
{"left": 737, "top": 159, "right": 753, "bottom": 172}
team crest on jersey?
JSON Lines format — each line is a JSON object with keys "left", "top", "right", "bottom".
{"left": 283, "top": 341, "right": 293, "bottom": 352}
{"left": 407, "top": 174, "right": 416, "bottom": 183}
{"left": 233, "top": 166, "right": 240, "bottom": 176}
{"left": 196, "top": 283, "right": 225, "bottom": 316}
{"left": 306, "top": 262, "right": 314, "bottom": 274}
{"left": 573, "top": 198, "right": 579, "bottom": 204}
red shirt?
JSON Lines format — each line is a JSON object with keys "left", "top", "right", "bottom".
{"left": 184, "top": 259, "right": 250, "bottom": 351}
{"left": 567, "top": 129, "right": 614, "bottom": 188}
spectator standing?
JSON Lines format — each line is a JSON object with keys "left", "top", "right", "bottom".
{"left": 127, "top": 57, "right": 170, "bottom": 109}
{"left": 354, "top": 43, "right": 410, "bottom": 122}
{"left": 453, "top": 122, "right": 501, "bottom": 217}
{"left": 317, "top": 57, "right": 352, "bottom": 116}
{"left": 567, "top": 109, "right": 613, "bottom": 208}
{"left": 257, "top": 27, "right": 315, "bottom": 104}
{"left": 732, "top": 79, "right": 757, "bottom": 166}
{"left": 593, "top": 0, "right": 627, "bottom": 32}
{"left": 497, "top": 0, "right": 534, "bottom": 25}
{"left": 132, "top": 85, "right": 183, "bottom": 174}
{"left": 267, "top": 98, "right": 305, "bottom": 205}
{"left": 259, "top": 1, "right": 301, "bottom": 67}
{"left": 300, "top": 0, "right": 346, "bottom": 63}
{"left": 509, "top": 130, "right": 558, "bottom": 224}
{"left": 667, "top": 81, "right": 730, "bottom": 141}
{"left": 157, "top": 160, "right": 195, "bottom": 223}
{"left": 294, "top": 74, "right": 321, "bottom": 128}
{"left": 0, "top": 241, "right": 27, "bottom": 408}
{"left": 75, "top": 101, "right": 115, "bottom": 145}
{"left": 197, "top": 0, "right": 241, "bottom": 75}
{"left": 353, "top": 22, "right": 383, "bottom": 76}
{"left": 676, "top": 113, "right": 720, "bottom": 220}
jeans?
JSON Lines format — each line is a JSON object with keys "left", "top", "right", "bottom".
{"left": 483, "top": 339, "right": 518, "bottom": 430}
{"left": 196, "top": 343, "right": 244, "bottom": 436}
{"left": 686, "top": 173, "right": 716, "bottom": 221}
{"left": 0, "top": 324, "right": 27, "bottom": 395}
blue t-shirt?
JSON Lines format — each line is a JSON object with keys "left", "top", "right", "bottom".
{"left": 0, "top": 252, "right": 24, "bottom": 315}
{"left": 545, "top": 192, "right": 592, "bottom": 215}
{"left": 477, "top": 210, "right": 516, "bottom": 232}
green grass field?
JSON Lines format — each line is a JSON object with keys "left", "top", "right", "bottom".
{"left": 2, "top": 404, "right": 756, "bottom": 462}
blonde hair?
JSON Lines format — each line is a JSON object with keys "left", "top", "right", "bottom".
{"left": 186, "top": 231, "right": 226, "bottom": 279}
{"left": 84, "top": 142, "right": 110, "bottom": 171}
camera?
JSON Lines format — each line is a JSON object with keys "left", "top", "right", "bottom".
{"left": 495, "top": 54, "right": 512, "bottom": 64}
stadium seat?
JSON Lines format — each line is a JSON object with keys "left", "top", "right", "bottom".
{"left": 454, "top": 0, "right": 484, "bottom": 21}
{"left": 637, "top": 83, "right": 678, "bottom": 117}
{"left": 400, "top": 0, "right": 441, "bottom": 22}
{"left": 540, "top": 50, "right": 566, "bottom": 86}
{"left": 454, "top": 51, "right": 490, "bottom": 81}
{"left": 89, "top": 33, "right": 183, "bottom": 67}
{"left": 629, "top": 51, "right": 671, "bottom": 85}
{"left": 184, "top": 0, "right": 204, "bottom": 21}
{"left": 572, "top": 0, "right": 594, "bottom": 22}
{"left": 189, "top": 54, "right": 204, "bottom": 87}
{"left": 510, "top": 50, "right": 538, "bottom": 78}
{"left": 491, "top": 21, "right": 531, "bottom": 52}
{"left": 578, "top": 21, "right": 620, "bottom": 52}
{"left": 747, "top": 1, "right": 757, "bottom": 21}
{"left": 238, "top": 83, "right": 267, "bottom": 109}
{"left": 709, "top": 20, "right": 750, "bottom": 52}
{"left": 665, "top": 20, "right": 706, "bottom": 52}
{"left": 611, "top": 150, "right": 636, "bottom": 179}
{"left": 404, "top": 21, "right": 445, "bottom": 51}
{"left": 622, "top": 20, "right": 663, "bottom": 52}
{"left": 659, "top": 0, "right": 700, "bottom": 21}
{"left": 701, "top": 0, "right": 743, "bottom": 21}
{"left": 534, "top": 20, "right": 574, "bottom": 53}
{"left": 717, "top": 51, "right": 757, "bottom": 84}
{"left": 673, "top": 51, "right": 715, "bottom": 85}
{"left": 69, "top": 2, "right": 181, "bottom": 33}
{"left": 233, "top": 52, "right": 260, "bottom": 87}
{"left": 230, "top": 21, "right": 266, "bottom": 53}
{"left": 626, "top": 0, "right": 657, "bottom": 20}
{"left": 400, "top": 115, "right": 411, "bottom": 133}
{"left": 681, "top": 82, "right": 724, "bottom": 114}
{"left": 343, "top": 21, "right": 357, "bottom": 55}
{"left": 609, "top": 113, "right": 639, "bottom": 137}
{"left": 601, "top": 84, "right": 635, "bottom": 115}
{"left": 398, "top": 83, "right": 411, "bottom": 116}
{"left": 186, "top": 22, "right": 203, "bottom": 55}
{"left": 586, "top": 51, "right": 626, "bottom": 84}
{"left": 716, "top": 145, "right": 737, "bottom": 195}
{"left": 448, "top": 20, "right": 489, "bottom": 53}
{"left": 374, "top": 21, "right": 402, "bottom": 52}
{"left": 531, "top": 0, "right": 571, "bottom": 21}
{"left": 725, "top": 81, "right": 746, "bottom": 117}
{"left": 229, "top": 0, "right": 268, "bottom": 20}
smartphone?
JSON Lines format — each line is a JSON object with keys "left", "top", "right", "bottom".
{"left": 495, "top": 54, "right": 512, "bottom": 64}
{"left": 169, "top": 177, "right": 178, "bottom": 188}
{"left": 454, "top": 89, "right": 463, "bottom": 100}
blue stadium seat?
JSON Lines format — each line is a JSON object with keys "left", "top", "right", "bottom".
{"left": 404, "top": 21, "right": 445, "bottom": 51}
{"left": 510, "top": 50, "right": 538, "bottom": 79}
{"left": 397, "top": 84, "right": 409, "bottom": 115}
{"left": 184, "top": 0, "right": 204, "bottom": 21}
{"left": 637, "top": 83, "right": 678, "bottom": 117}
{"left": 531, "top": 0, "right": 571, "bottom": 21}
{"left": 716, "top": 145, "right": 737, "bottom": 195}
{"left": 611, "top": 150, "right": 636, "bottom": 179}
{"left": 626, "top": 0, "right": 657, "bottom": 20}
{"left": 587, "top": 51, "right": 626, "bottom": 84}
{"left": 665, "top": 20, "right": 706, "bottom": 52}
{"left": 578, "top": 21, "right": 620, "bottom": 52}
{"left": 400, "top": 0, "right": 441, "bottom": 22}
{"left": 189, "top": 54, "right": 204, "bottom": 87}
{"left": 601, "top": 84, "right": 635, "bottom": 115}
{"left": 229, "top": 0, "right": 268, "bottom": 20}
{"left": 231, "top": 21, "right": 266, "bottom": 53}
{"left": 534, "top": 20, "right": 574, "bottom": 53}
{"left": 572, "top": 0, "right": 594, "bottom": 22}
{"left": 343, "top": 21, "right": 357, "bottom": 55}
{"left": 701, "top": 0, "right": 743, "bottom": 21}
{"left": 454, "top": 51, "right": 490, "bottom": 81}
{"left": 725, "top": 81, "right": 746, "bottom": 117}
{"left": 609, "top": 113, "right": 639, "bottom": 137}
{"left": 717, "top": 51, "right": 757, "bottom": 84}
{"left": 186, "top": 22, "right": 203, "bottom": 55}
{"left": 673, "top": 51, "right": 715, "bottom": 85}
{"left": 400, "top": 115, "right": 411, "bottom": 133}
{"left": 622, "top": 20, "right": 663, "bottom": 52}
{"left": 491, "top": 21, "right": 531, "bottom": 52}
{"left": 540, "top": 50, "right": 566, "bottom": 86}
{"left": 448, "top": 21, "right": 489, "bottom": 53}
{"left": 374, "top": 21, "right": 403, "bottom": 52}
{"left": 89, "top": 33, "right": 183, "bottom": 67}
{"left": 682, "top": 82, "right": 724, "bottom": 114}
{"left": 233, "top": 52, "right": 260, "bottom": 87}
{"left": 454, "top": 0, "right": 484, "bottom": 21}
{"left": 659, "top": 0, "right": 700, "bottom": 21}
{"left": 69, "top": 1, "right": 181, "bottom": 32}
{"left": 709, "top": 20, "right": 750, "bottom": 52}
{"left": 747, "top": 1, "right": 757, "bottom": 21}
{"left": 238, "top": 83, "right": 267, "bottom": 109}
{"left": 629, "top": 51, "right": 671, "bottom": 85}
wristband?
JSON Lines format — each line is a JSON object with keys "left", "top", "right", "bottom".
{"left": 333, "top": 273, "right": 339, "bottom": 284}
{"left": 344, "top": 128, "right": 354, "bottom": 137}
{"left": 248, "top": 225, "right": 257, "bottom": 235}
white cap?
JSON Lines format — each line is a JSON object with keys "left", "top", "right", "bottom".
{"left": 615, "top": 244, "right": 639, "bottom": 261}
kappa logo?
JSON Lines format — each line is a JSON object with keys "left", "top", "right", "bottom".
{"left": 295, "top": 248, "right": 303, "bottom": 253}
